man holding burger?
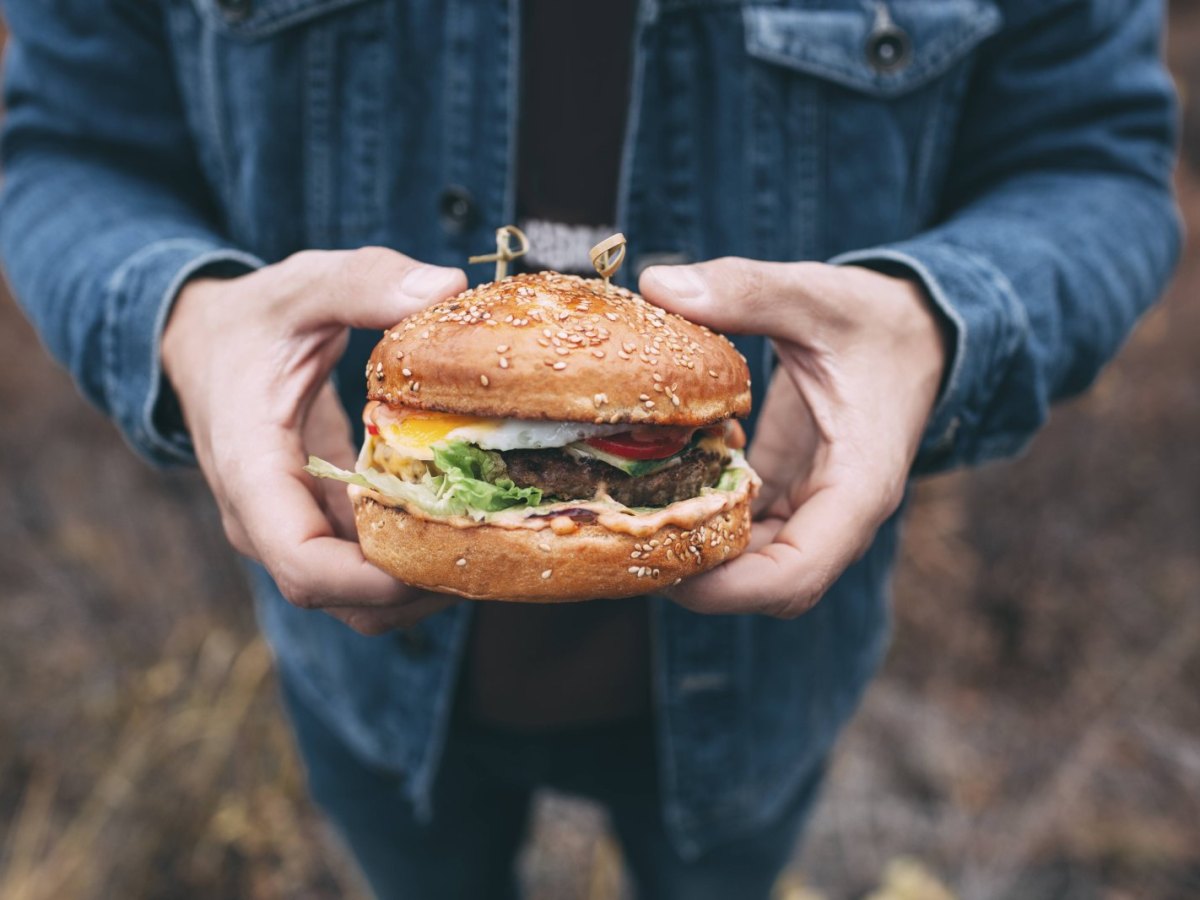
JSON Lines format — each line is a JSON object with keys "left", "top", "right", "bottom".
{"left": 0, "top": 1, "right": 1179, "bottom": 898}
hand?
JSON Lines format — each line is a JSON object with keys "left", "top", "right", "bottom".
{"left": 162, "top": 248, "right": 467, "bottom": 635}
{"left": 640, "top": 259, "right": 948, "bottom": 618}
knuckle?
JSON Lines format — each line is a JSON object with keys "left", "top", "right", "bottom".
{"left": 343, "top": 246, "right": 406, "bottom": 282}
{"left": 346, "top": 612, "right": 391, "bottom": 637}
{"left": 218, "top": 515, "right": 251, "bottom": 556}
{"left": 284, "top": 248, "right": 326, "bottom": 271}
{"left": 719, "top": 257, "right": 769, "bottom": 308}
{"left": 773, "top": 591, "right": 819, "bottom": 620}
{"left": 273, "top": 562, "right": 319, "bottom": 610}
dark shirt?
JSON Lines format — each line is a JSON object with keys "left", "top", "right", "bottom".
{"left": 463, "top": 0, "right": 648, "bottom": 730}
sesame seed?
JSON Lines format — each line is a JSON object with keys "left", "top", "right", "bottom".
{"left": 375, "top": 362, "right": 384, "bottom": 374}
{"left": 592, "top": 350, "right": 606, "bottom": 359}
{"left": 538, "top": 542, "right": 551, "bottom": 552}
{"left": 541, "top": 569, "right": 552, "bottom": 579}
{"left": 628, "top": 566, "right": 640, "bottom": 574}
{"left": 644, "top": 400, "right": 655, "bottom": 408}
{"left": 617, "top": 351, "right": 631, "bottom": 360}
{"left": 480, "top": 375, "right": 489, "bottom": 386}
{"left": 639, "top": 393, "right": 650, "bottom": 401}
{"left": 411, "top": 382, "right": 421, "bottom": 392}
{"left": 401, "top": 367, "right": 412, "bottom": 377}
{"left": 390, "top": 332, "right": 400, "bottom": 341}
{"left": 553, "top": 361, "right": 567, "bottom": 370}
{"left": 709, "top": 369, "right": 719, "bottom": 378}
{"left": 496, "top": 344, "right": 509, "bottom": 353}
{"left": 456, "top": 558, "right": 467, "bottom": 567}
{"left": 622, "top": 341, "right": 636, "bottom": 353}
{"left": 605, "top": 312, "right": 620, "bottom": 321}
{"left": 652, "top": 373, "right": 663, "bottom": 382}
{"left": 499, "top": 357, "right": 509, "bottom": 369}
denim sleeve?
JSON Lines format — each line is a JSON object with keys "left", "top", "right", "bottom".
{"left": 832, "top": 0, "right": 1182, "bottom": 475}
{"left": 0, "top": 0, "right": 263, "bottom": 466}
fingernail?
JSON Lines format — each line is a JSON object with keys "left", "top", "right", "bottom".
{"left": 647, "top": 265, "right": 706, "bottom": 299}
{"left": 401, "top": 265, "right": 462, "bottom": 301}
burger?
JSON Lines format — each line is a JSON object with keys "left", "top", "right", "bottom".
{"left": 305, "top": 270, "right": 761, "bottom": 601}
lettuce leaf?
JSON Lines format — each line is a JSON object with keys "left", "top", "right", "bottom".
{"left": 303, "top": 456, "right": 470, "bottom": 517}
{"left": 710, "top": 465, "right": 739, "bottom": 494}
{"left": 305, "top": 441, "right": 541, "bottom": 517}
{"left": 431, "top": 441, "right": 542, "bottom": 511}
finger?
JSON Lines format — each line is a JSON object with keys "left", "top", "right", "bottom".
{"left": 224, "top": 423, "right": 412, "bottom": 609}
{"left": 286, "top": 246, "right": 467, "bottom": 330}
{"left": 640, "top": 257, "right": 830, "bottom": 338}
{"left": 667, "top": 481, "right": 882, "bottom": 618}
{"left": 324, "top": 594, "right": 460, "bottom": 636}
{"left": 304, "top": 383, "right": 359, "bottom": 539}
{"left": 746, "top": 372, "right": 820, "bottom": 517}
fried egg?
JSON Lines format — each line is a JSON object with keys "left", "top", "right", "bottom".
{"left": 367, "top": 405, "right": 625, "bottom": 460}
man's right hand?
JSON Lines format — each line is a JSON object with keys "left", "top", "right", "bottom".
{"left": 161, "top": 248, "right": 467, "bottom": 635}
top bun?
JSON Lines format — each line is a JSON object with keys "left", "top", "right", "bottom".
{"left": 366, "top": 272, "right": 751, "bottom": 426}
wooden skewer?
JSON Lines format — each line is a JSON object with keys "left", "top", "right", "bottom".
{"left": 469, "top": 224, "right": 530, "bottom": 281}
{"left": 589, "top": 233, "right": 627, "bottom": 284}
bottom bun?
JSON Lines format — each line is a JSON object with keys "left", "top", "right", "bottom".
{"left": 352, "top": 492, "right": 752, "bottom": 602}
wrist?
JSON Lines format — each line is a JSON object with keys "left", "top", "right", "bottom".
{"left": 161, "top": 276, "right": 227, "bottom": 391}
{"left": 843, "top": 265, "right": 951, "bottom": 404}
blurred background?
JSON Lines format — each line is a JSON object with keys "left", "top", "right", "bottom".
{"left": 1, "top": 7, "right": 1198, "bottom": 900}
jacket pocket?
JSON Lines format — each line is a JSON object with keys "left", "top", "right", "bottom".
{"left": 743, "top": 1, "right": 1002, "bottom": 98}
{"left": 740, "top": 1, "right": 1002, "bottom": 257}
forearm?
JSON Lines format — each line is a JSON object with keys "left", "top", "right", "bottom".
{"left": 0, "top": 0, "right": 262, "bottom": 465}
{"left": 836, "top": 168, "right": 1180, "bottom": 470}
{"left": 834, "top": 0, "right": 1181, "bottom": 473}
{"left": 0, "top": 152, "right": 261, "bottom": 464}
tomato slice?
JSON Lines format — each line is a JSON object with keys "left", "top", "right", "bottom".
{"left": 586, "top": 429, "right": 692, "bottom": 460}
{"left": 366, "top": 424, "right": 380, "bottom": 436}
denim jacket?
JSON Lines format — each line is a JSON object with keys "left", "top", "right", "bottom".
{"left": 0, "top": 0, "right": 1179, "bottom": 856}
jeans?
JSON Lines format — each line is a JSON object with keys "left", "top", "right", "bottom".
{"left": 281, "top": 676, "right": 824, "bottom": 900}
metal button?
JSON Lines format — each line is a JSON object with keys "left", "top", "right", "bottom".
{"left": 216, "top": 0, "right": 253, "bottom": 22}
{"left": 865, "top": 5, "right": 911, "bottom": 74}
{"left": 439, "top": 186, "right": 476, "bottom": 233}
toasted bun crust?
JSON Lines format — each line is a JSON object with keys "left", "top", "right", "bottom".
{"left": 366, "top": 272, "right": 751, "bottom": 426}
{"left": 352, "top": 492, "right": 753, "bottom": 602}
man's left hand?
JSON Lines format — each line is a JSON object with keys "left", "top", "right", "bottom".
{"left": 640, "top": 259, "right": 949, "bottom": 619}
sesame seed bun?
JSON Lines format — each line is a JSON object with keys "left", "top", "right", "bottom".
{"left": 366, "top": 271, "right": 751, "bottom": 425}
{"left": 351, "top": 487, "right": 754, "bottom": 602}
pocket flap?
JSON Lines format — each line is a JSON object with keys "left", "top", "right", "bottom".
{"left": 743, "top": 1, "right": 1003, "bottom": 97}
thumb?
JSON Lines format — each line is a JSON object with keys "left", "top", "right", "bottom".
{"left": 295, "top": 247, "right": 468, "bottom": 331}
{"left": 639, "top": 257, "right": 806, "bottom": 336}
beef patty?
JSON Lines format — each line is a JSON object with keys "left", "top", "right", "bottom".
{"left": 502, "top": 445, "right": 727, "bottom": 508}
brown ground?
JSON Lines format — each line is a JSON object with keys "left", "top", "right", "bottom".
{"left": 2, "top": 9, "right": 1199, "bottom": 900}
